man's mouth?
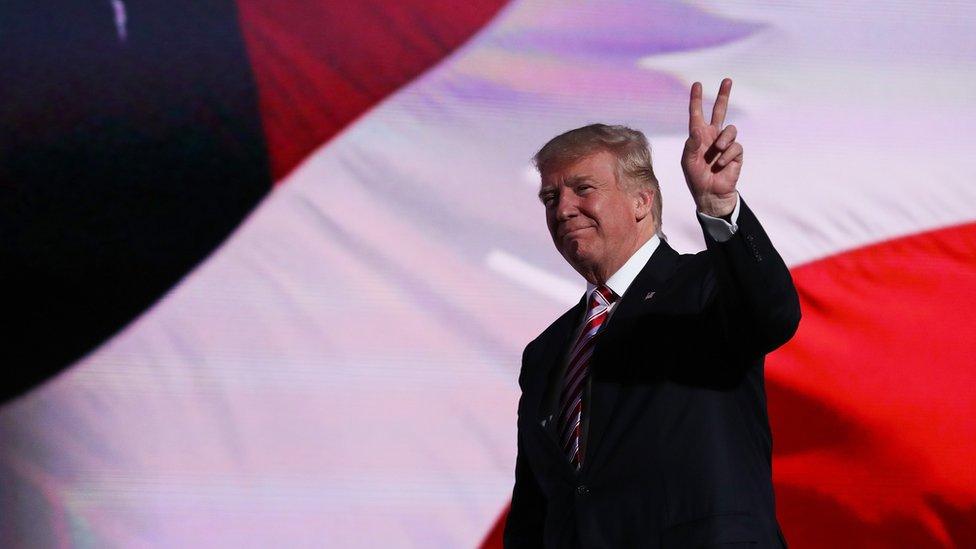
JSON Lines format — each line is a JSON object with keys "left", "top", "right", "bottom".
{"left": 560, "top": 226, "right": 592, "bottom": 239}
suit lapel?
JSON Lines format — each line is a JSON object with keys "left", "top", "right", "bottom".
{"left": 531, "top": 296, "right": 586, "bottom": 471}
{"left": 582, "top": 240, "right": 680, "bottom": 476}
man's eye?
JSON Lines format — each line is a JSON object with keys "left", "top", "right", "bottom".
{"left": 577, "top": 185, "right": 591, "bottom": 193}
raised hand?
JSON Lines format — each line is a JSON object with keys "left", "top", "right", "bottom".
{"left": 681, "top": 78, "right": 742, "bottom": 218}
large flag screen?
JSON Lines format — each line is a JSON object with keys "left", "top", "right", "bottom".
{"left": 2, "top": 1, "right": 974, "bottom": 547}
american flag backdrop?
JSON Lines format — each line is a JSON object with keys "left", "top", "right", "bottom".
{"left": 1, "top": 1, "right": 975, "bottom": 547}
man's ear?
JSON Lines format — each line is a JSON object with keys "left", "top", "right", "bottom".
{"left": 633, "top": 187, "right": 653, "bottom": 222}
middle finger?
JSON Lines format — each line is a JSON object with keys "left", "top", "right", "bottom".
{"left": 710, "top": 78, "right": 733, "bottom": 127}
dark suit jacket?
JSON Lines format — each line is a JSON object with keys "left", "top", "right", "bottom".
{"left": 504, "top": 198, "right": 801, "bottom": 548}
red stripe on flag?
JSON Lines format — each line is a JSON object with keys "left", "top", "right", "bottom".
{"left": 771, "top": 221, "right": 976, "bottom": 547}
{"left": 235, "top": 0, "right": 508, "bottom": 181}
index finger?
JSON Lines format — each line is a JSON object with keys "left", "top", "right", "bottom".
{"left": 689, "top": 81, "right": 704, "bottom": 132}
{"left": 710, "top": 78, "right": 732, "bottom": 127}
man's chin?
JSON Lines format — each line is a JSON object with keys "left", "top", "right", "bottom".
{"left": 562, "top": 245, "right": 596, "bottom": 271}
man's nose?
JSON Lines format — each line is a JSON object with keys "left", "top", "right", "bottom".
{"left": 555, "top": 189, "right": 578, "bottom": 221}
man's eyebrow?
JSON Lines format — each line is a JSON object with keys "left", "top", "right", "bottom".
{"left": 538, "top": 176, "right": 595, "bottom": 200}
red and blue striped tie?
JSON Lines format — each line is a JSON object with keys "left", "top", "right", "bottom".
{"left": 557, "top": 284, "right": 617, "bottom": 470}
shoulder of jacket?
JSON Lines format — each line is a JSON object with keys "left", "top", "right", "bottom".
{"left": 518, "top": 303, "right": 578, "bottom": 377}
{"left": 521, "top": 310, "right": 568, "bottom": 358}
{"left": 667, "top": 247, "right": 713, "bottom": 278}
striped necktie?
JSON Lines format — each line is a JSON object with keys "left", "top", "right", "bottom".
{"left": 557, "top": 284, "right": 617, "bottom": 470}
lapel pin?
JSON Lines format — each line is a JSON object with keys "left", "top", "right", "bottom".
{"left": 644, "top": 291, "right": 656, "bottom": 301}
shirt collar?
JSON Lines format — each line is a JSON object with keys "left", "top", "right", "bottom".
{"left": 586, "top": 234, "right": 661, "bottom": 301}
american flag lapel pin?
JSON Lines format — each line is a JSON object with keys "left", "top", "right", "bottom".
{"left": 644, "top": 291, "right": 656, "bottom": 301}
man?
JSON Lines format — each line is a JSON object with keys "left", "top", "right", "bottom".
{"left": 504, "top": 79, "right": 801, "bottom": 548}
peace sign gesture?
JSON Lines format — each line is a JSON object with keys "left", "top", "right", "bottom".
{"left": 681, "top": 78, "right": 742, "bottom": 218}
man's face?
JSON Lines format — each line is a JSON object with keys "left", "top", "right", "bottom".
{"left": 539, "top": 150, "right": 645, "bottom": 281}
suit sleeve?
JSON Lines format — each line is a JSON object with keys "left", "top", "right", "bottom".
{"left": 503, "top": 345, "right": 547, "bottom": 548}
{"left": 698, "top": 195, "right": 801, "bottom": 359}
{"left": 503, "top": 430, "right": 546, "bottom": 548}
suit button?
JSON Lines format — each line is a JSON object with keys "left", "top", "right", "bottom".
{"left": 576, "top": 485, "right": 590, "bottom": 496}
